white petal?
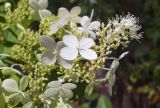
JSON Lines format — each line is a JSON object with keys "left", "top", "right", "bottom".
{"left": 59, "top": 88, "right": 73, "bottom": 99}
{"left": 70, "top": 6, "right": 81, "bottom": 16}
{"left": 44, "top": 88, "right": 59, "bottom": 99}
{"left": 63, "top": 35, "right": 78, "bottom": 48}
{"left": 79, "top": 38, "right": 95, "bottom": 49}
{"left": 56, "top": 41, "right": 65, "bottom": 52}
{"left": 41, "top": 51, "right": 56, "bottom": 65}
{"left": 40, "top": 36, "right": 57, "bottom": 51}
{"left": 58, "top": 56, "right": 72, "bottom": 69}
{"left": 80, "top": 16, "right": 90, "bottom": 28}
{"left": 118, "top": 51, "right": 129, "bottom": 60}
{"left": 58, "top": 16, "right": 69, "bottom": 26}
{"left": 79, "top": 49, "right": 97, "bottom": 60}
{"left": 78, "top": 27, "right": 85, "bottom": 33}
{"left": 88, "top": 30, "right": 97, "bottom": 40}
{"left": 58, "top": 7, "right": 69, "bottom": 18}
{"left": 48, "top": 21, "right": 60, "bottom": 35}
{"left": 108, "top": 74, "right": 116, "bottom": 96}
{"left": 48, "top": 81, "right": 62, "bottom": 88}
{"left": 39, "top": 9, "right": 52, "bottom": 18}
{"left": 38, "top": 0, "right": 48, "bottom": 9}
{"left": 62, "top": 83, "right": 77, "bottom": 89}
{"left": 30, "top": 10, "right": 41, "bottom": 20}
{"left": 60, "top": 47, "right": 78, "bottom": 60}
{"left": 110, "top": 60, "right": 119, "bottom": 74}
{"left": 89, "top": 21, "right": 101, "bottom": 30}
{"left": 36, "top": 53, "right": 42, "bottom": 61}
{"left": 2, "top": 79, "right": 19, "bottom": 93}
{"left": 48, "top": 17, "right": 69, "bottom": 35}
{"left": 22, "top": 102, "right": 32, "bottom": 108}
{"left": 70, "top": 16, "right": 81, "bottom": 24}
{"left": 29, "top": 0, "right": 39, "bottom": 10}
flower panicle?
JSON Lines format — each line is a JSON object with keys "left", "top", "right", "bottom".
{"left": 107, "top": 13, "right": 142, "bottom": 40}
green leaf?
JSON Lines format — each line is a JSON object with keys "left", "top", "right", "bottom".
{"left": 49, "top": 99, "right": 57, "bottom": 108}
{"left": 154, "top": 65, "right": 160, "bottom": 84}
{"left": 85, "top": 92, "right": 99, "bottom": 100}
{"left": 0, "top": 78, "right": 2, "bottom": 85}
{"left": 22, "top": 102, "right": 32, "bottom": 108}
{"left": 2, "top": 79, "right": 19, "bottom": 93}
{"left": 85, "top": 83, "right": 94, "bottom": 96}
{"left": 0, "top": 44, "right": 11, "bottom": 54}
{"left": 0, "top": 87, "right": 5, "bottom": 108}
{"left": 2, "top": 28, "right": 18, "bottom": 43}
{"left": 0, "top": 15, "right": 5, "bottom": 23}
{"left": 20, "top": 76, "right": 28, "bottom": 91}
{"left": 0, "top": 60, "right": 7, "bottom": 67}
{"left": 96, "top": 95, "right": 112, "bottom": 108}
{"left": 129, "top": 74, "right": 138, "bottom": 84}
{"left": 1, "top": 67, "right": 22, "bottom": 76}
{"left": 8, "top": 93, "right": 20, "bottom": 107}
{"left": 149, "top": 49, "right": 160, "bottom": 60}
{"left": 80, "top": 104, "right": 90, "bottom": 108}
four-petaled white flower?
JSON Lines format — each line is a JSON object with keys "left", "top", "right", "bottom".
{"left": 40, "top": 36, "right": 72, "bottom": 69}
{"left": 29, "top": 0, "right": 52, "bottom": 20}
{"left": 58, "top": 6, "right": 81, "bottom": 26}
{"left": 48, "top": 16, "right": 69, "bottom": 35}
{"left": 79, "top": 16, "right": 100, "bottom": 39}
{"left": 48, "top": 6, "right": 81, "bottom": 35}
{"left": 44, "top": 81, "right": 77, "bottom": 99}
{"left": 60, "top": 35, "right": 97, "bottom": 61}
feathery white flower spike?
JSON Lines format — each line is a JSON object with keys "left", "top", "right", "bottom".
{"left": 78, "top": 15, "right": 100, "bottom": 39}
{"left": 106, "top": 51, "right": 129, "bottom": 96}
{"left": 107, "top": 13, "right": 142, "bottom": 40}
{"left": 39, "top": 36, "right": 72, "bottom": 69}
{"left": 60, "top": 35, "right": 97, "bottom": 61}
{"left": 58, "top": 6, "right": 81, "bottom": 26}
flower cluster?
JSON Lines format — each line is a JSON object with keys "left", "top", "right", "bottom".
{"left": 0, "top": 0, "right": 142, "bottom": 107}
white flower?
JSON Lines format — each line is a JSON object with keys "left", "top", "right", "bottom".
{"left": 106, "top": 51, "right": 129, "bottom": 96}
{"left": 48, "top": 6, "right": 81, "bottom": 35}
{"left": 29, "top": 0, "right": 52, "bottom": 20}
{"left": 55, "top": 97, "right": 73, "bottom": 108}
{"left": 48, "top": 16, "right": 69, "bottom": 35}
{"left": 78, "top": 16, "right": 100, "bottom": 39}
{"left": 29, "top": 0, "right": 48, "bottom": 10}
{"left": 108, "top": 13, "right": 142, "bottom": 40}
{"left": 58, "top": 6, "right": 81, "bottom": 25}
{"left": 44, "top": 81, "right": 77, "bottom": 99}
{"left": 60, "top": 35, "right": 97, "bottom": 61}
{"left": 120, "top": 13, "right": 142, "bottom": 39}
{"left": 39, "top": 36, "right": 72, "bottom": 69}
